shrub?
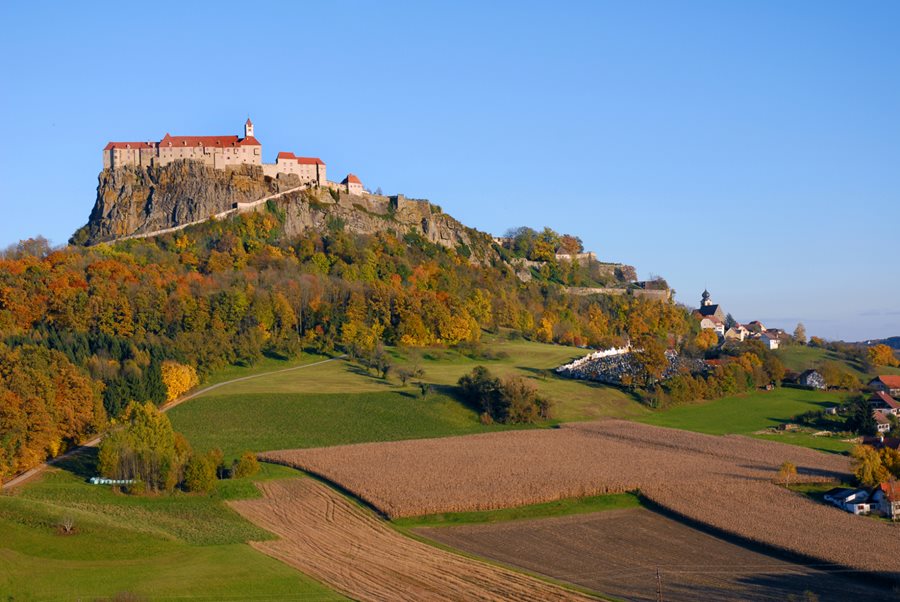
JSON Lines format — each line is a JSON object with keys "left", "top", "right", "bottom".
{"left": 232, "top": 452, "right": 260, "bottom": 479}
{"left": 183, "top": 454, "right": 216, "bottom": 493}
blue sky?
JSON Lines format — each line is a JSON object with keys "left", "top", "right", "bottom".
{"left": 1, "top": 1, "right": 898, "bottom": 340}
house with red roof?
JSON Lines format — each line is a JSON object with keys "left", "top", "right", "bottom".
{"left": 871, "top": 391, "right": 900, "bottom": 416}
{"left": 869, "top": 375, "right": 900, "bottom": 396}
{"left": 341, "top": 173, "right": 365, "bottom": 195}
{"left": 872, "top": 481, "right": 900, "bottom": 520}
{"left": 264, "top": 151, "right": 327, "bottom": 186}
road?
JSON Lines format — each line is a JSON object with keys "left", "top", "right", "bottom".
{"left": 0, "top": 355, "right": 345, "bottom": 491}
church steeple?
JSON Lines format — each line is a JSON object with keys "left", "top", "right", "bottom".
{"left": 244, "top": 117, "right": 254, "bottom": 138}
{"left": 701, "top": 289, "right": 712, "bottom": 307}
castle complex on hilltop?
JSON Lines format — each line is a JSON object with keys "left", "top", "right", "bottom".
{"left": 102, "top": 119, "right": 362, "bottom": 194}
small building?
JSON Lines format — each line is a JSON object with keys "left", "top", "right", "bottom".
{"left": 745, "top": 321, "right": 767, "bottom": 334}
{"left": 872, "top": 482, "right": 900, "bottom": 520}
{"left": 761, "top": 332, "right": 781, "bottom": 350}
{"left": 341, "top": 173, "right": 365, "bottom": 195}
{"left": 724, "top": 323, "right": 749, "bottom": 342}
{"left": 869, "top": 375, "right": 900, "bottom": 397}
{"left": 874, "top": 411, "right": 892, "bottom": 434}
{"left": 871, "top": 391, "right": 900, "bottom": 416}
{"left": 824, "top": 488, "right": 871, "bottom": 514}
{"left": 697, "top": 290, "right": 726, "bottom": 322}
{"left": 825, "top": 406, "right": 838, "bottom": 415}
{"left": 798, "top": 369, "right": 826, "bottom": 390}
{"left": 699, "top": 316, "right": 725, "bottom": 336}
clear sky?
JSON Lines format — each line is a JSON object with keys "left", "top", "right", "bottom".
{"left": 1, "top": 1, "right": 898, "bottom": 341}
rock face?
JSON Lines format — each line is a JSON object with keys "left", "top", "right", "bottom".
{"left": 72, "top": 162, "right": 495, "bottom": 261}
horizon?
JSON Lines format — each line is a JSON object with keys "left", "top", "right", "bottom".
{"left": 1, "top": 1, "right": 898, "bottom": 340}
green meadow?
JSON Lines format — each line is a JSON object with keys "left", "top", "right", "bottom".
{"left": 638, "top": 387, "right": 853, "bottom": 453}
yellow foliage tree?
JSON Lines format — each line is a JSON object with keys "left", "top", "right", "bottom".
{"left": 160, "top": 361, "right": 199, "bottom": 402}
{"left": 868, "top": 344, "right": 900, "bottom": 367}
{"left": 695, "top": 329, "right": 719, "bottom": 350}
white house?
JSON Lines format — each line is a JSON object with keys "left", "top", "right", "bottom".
{"left": 872, "top": 482, "right": 900, "bottom": 520}
{"left": 875, "top": 412, "right": 892, "bottom": 434}
{"left": 761, "top": 332, "right": 780, "bottom": 350}
{"left": 824, "top": 488, "right": 871, "bottom": 514}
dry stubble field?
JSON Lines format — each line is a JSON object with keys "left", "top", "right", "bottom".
{"left": 416, "top": 508, "right": 891, "bottom": 602}
{"left": 229, "top": 478, "right": 596, "bottom": 601}
{"left": 262, "top": 420, "right": 900, "bottom": 575}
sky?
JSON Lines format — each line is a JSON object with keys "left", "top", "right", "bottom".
{"left": 1, "top": 1, "right": 898, "bottom": 341}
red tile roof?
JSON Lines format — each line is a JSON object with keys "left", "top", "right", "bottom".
{"left": 880, "top": 481, "right": 900, "bottom": 501}
{"left": 158, "top": 134, "right": 260, "bottom": 148}
{"left": 872, "top": 391, "right": 900, "bottom": 409}
{"left": 342, "top": 174, "right": 362, "bottom": 185}
{"left": 872, "top": 375, "right": 900, "bottom": 389}
{"left": 103, "top": 141, "right": 155, "bottom": 151}
{"left": 276, "top": 151, "right": 324, "bottom": 165}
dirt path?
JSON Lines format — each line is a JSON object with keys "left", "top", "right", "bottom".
{"left": 230, "top": 478, "right": 598, "bottom": 601}
{"left": 0, "top": 355, "right": 344, "bottom": 491}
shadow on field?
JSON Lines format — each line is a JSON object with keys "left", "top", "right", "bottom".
{"left": 53, "top": 447, "right": 99, "bottom": 481}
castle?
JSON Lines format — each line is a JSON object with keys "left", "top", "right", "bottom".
{"left": 103, "top": 119, "right": 362, "bottom": 193}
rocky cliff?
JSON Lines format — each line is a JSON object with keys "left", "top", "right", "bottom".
{"left": 71, "top": 161, "right": 495, "bottom": 261}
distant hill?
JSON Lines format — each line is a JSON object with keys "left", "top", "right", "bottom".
{"left": 857, "top": 336, "right": 900, "bottom": 350}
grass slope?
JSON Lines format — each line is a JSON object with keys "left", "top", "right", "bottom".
{"left": 637, "top": 388, "right": 853, "bottom": 453}
{"left": 0, "top": 457, "right": 346, "bottom": 601}
{"left": 169, "top": 335, "right": 647, "bottom": 458}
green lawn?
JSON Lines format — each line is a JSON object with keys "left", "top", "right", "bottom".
{"left": 636, "top": 387, "right": 854, "bottom": 453}
{"left": 393, "top": 492, "right": 641, "bottom": 529}
{"left": 775, "top": 344, "right": 900, "bottom": 379}
{"left": 0, "top": 457, "right": 345, "bottom": 601}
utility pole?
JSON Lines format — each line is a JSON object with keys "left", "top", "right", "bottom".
{"left": 656, "top": 565, "right": 662, "bottom": 602}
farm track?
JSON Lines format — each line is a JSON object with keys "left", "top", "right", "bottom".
{"left": 263, "top": 419, "right": 900, "bottom": 575}
{"left": 230, "top": 478, "right": 597, "bottom": 601}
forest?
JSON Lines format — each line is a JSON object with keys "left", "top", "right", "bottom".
{"left": 0, "top": 207, "right": 695, "bottom": 482}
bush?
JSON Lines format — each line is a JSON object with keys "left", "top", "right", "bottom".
{"left": 231, "top": 451, "right": 260, "bottom": 478}
{"left": 183, "top": 454, "right": 216, "bottom": 493}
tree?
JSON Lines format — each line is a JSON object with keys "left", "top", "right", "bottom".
{"left": 160, "top": 361, "right": 199, "bottom": 402}
{"left": 231, "top": 451, "right": 260, "bottom": 478}
{"left": 845, "top": 397, "right": 877, "bottom": 436}
{"left": 183, "top": 453, "right": 216, "bottom": 493}
{"left": 97, "top": 401, "right": 179, "bottom": 492}
{"left": 850, "top": 445, "right": 889, "bottom": 487}
{"left": 695, "top": 329, "right": 719, "bottom": 351}
{"left": 632, "top": 337, "right": 669, "bottom": 386}
{"left": 777, "top": 461, "right": 797, "bottom": 486}
{"left": 793, "top": 323, "right": 807, "bottom": 345}
{"left": 868, "top": 344, "right": 900, "bottom": 367}
{"left": 725, "top": 313, "right": 738, "bottom": 330}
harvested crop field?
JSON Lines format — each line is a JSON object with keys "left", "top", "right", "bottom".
{"left": 229, "top": 478, "right": 596, "bottom": 601}
{"left": 262, "top": 420, "right": 900, "bottom": 575}
{"left": 417, "top": 508, "right": 891, "bottom": 602}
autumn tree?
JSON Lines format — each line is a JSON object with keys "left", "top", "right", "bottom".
{"left": 777, "top": 461, "right": 797, "bottom": 486}
{"left": 851, "top": 445, "right": 889, "bottom": 487}
{"left": 695, "top": 329, "right": 719, "bottom": 351}
{"left": 793, "top": 323, "right": 807, "bottom": 345}
{"left": 868, "top": 344, "right": 899, "bottom": 368}
{"left": 160, "top": 361, "right": 199, "bottom": 402}
{"left": 231, "top": 451, "right": 260, "bottom": 478}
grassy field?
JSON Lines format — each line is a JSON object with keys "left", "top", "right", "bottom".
{"left": 637, "top": 387, "right": 854, "bottom": 453}
{"left": 0, "top": 455, "right": 345, "bottom": 601}
{"left": 775, "top": 344, "right": 900, "bottom": 379}
{"left": 393, "top": 492, "right": 641, "bottom": 529}
{"left": 169, "top": 335, "right": 647, "bottom": 458}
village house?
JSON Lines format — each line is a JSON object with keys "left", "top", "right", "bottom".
{"left": 745, "top": 321, "right": 767, "bottom": 335}
{"left": 875, "top": 412, "right": 892, "bottom": 434}
{"left": 724, "top": 323, "right": 749, "bottom": 342}
{"left": 798, "top": 369, "right": 826, "bottom": 390}
{"left": 102, "top": 119, "right": 346, "bottom": 188}
{"left": 760, "top": 332, "right": 781, "bottom": 350}
{"left": 824, "top": 488, "right": 871, "bottom": 515}
{"left": 871, "top": 391, "right": 900, "bottom": 417}
{"left": 869, "top": 375, "right": 900, "bottom": 397}
{"left": 872, "top": 482, "right": 900, "bottom": 520}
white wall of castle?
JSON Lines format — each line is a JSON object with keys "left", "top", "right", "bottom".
{"left": 261, "top": 159, "right": 326, "bottom": 186}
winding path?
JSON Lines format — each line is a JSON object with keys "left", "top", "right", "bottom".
{"left": 0, "top": 355, "right": 344, "bottom": 491}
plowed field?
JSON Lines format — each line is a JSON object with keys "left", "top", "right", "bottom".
{"left": 262, "top": 420, "right": 900, "bottom": 574}
{"left": 417, "top": 508, "right": 892, "bottom": 602}
{"left": 230, "top": 478, "right": 596, "bottom": 601}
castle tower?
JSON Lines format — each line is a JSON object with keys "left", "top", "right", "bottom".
{"left": 701, "top": 289, "right": 712, "bottom": 307}
{"left": 244, "top": 118, "right": 254, "bottom": 138}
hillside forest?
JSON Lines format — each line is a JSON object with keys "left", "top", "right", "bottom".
{"left": 2, "top": 206, "right": 753, "bottom": 482}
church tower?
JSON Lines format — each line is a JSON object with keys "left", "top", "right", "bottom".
{"left": 701, "top": 289, "right": 712, "bottom": 307}
{"left": 244, "top": 118, "right": 254, "bottom": 138}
